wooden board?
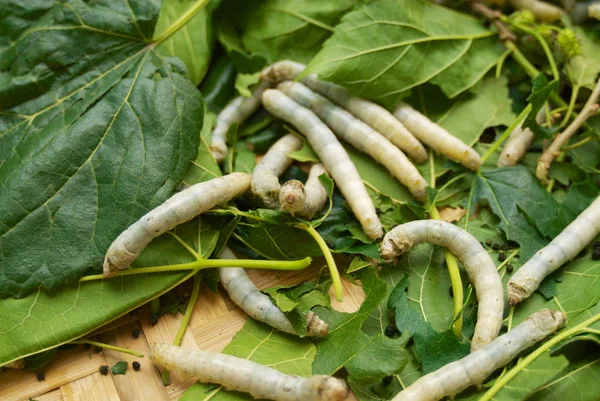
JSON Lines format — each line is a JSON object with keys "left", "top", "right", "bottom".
{"left": 0, "top": 267, "right": 365, "bottom": 401}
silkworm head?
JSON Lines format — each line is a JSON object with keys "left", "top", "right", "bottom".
{"left": 532, "top": 309, "right": 567, "bottom": 332}
{"left": 279, "top": 180, "right": 306, "bottom": 214}
{"left": 308, "top": 376, "right": 358, "bottom": 401}
{"left": 379, "top": 229, "right": 412, "bottom": 260}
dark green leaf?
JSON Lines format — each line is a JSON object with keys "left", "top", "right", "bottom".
{"left": 522, "top": 74, "right": 559, "bottom": 139}
{"left": 345, "top": 335, "right": 409, "bottom": 385}
{"left": 0, "top": 0, "right": 203, "bottom": 297}
{"left": 305, "top": 0, "right": 504, "bottom": 105}
{"left": 199, "top": 53, "right": 237, "bottom": 112}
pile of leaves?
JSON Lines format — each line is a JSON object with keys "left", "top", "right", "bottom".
{"left": 1, "top": 0, "right": 599, "bottom": 400}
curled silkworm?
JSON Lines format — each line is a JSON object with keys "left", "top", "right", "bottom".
{"left": 103, "top": 172, "right": 252, "bottom": 277}
{"left": 393, "top": 103, "right": 482, "bottom": 171}
{"left": 498, "top": 109, "right": 546, "bottom": 167}
{"left": 211, "top": 82, "right": 270, "bottom": 162}
{"left": 508, "top": 0, "right": 564, "bottom": 21}
{"left": 392, "top": 308, "right": 566, "bottom": 401}
{"left": 150, "top": 343, "right": 358, "bottom": 401}
{"left": 260, "top": 61, "right": 428, "bottom": 163}
{"left": 251, "top": 133, "right": 303, "bottom": 208}
{"left": 380, "top": 220, "right": 503, "bottom": 351}
{"left": 262, "top": 89, "right": 383, "bottom": 240}
{"left": 218, "top": 247, "right": 328, "bottom": 336}
{"left": 278, "top": 82, "right": 427, "bottom": 201}
{"left": 508, "top": 196, "right": 600, "bottom": 305}
{"left": 279, "top": 163, "right": 329, "bottom": 219}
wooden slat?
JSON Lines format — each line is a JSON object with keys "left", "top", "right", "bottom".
{"left": 34, "top": 389, "right": 63, "bottom": 401}
{"left": 60, "top": 372, "right": 120, "bottom": 401}
{"left": 101, "top": 323, "right": 170, "bottom": 401}
{"left": 0, "top": 347, "right": 107, "bottom": 401}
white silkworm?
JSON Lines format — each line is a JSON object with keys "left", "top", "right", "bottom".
{"left": 262, "top": 89, "right": 383, "bottom": 240}
{"left": 103, "top": 172, "right": 252, "bottom": 277}
{"left": 393, "top": 103, "right": 482, "bottom": 171}
{"left": 279, "top": 163, "right": 329, "bottom": 219}
{"left": 380, "top": 220, "right": 504, "bottom": 351}
{"left": 590, "top": 1, "right": 600, "bottom": 18}
{"left": 498, "top": 109, "right": 546, "bottom": 167}
{"left": 508, "top": 196, "right": 600, "bottom": 305}
{"left": 251, "top": 133, "right": 303, "bottom": 208}
{"left": 508, "top": 0, "right": 564, "bottom": 21}
{"left": 150, "top": 343, "right": 358, "bottom": 401}
{"left": 392, "top": 308, "right": 566, "bottom": 401}
{"left": 278, "top": 82, "right": 428, "bottom": 201}
{"left": 497, "top": 122, "right": 535, "bottom": 167}
{"left": 218, "top": 247, "right": 328, "bottom": 336}
{"left": 260, "top": 61, "right": 428, "bottom": 163}
{"left": 210, "top": 82, "right": 270, "bottom": 163}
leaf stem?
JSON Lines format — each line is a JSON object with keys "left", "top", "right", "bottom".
{"left": 430, "top": 207, "right": 464, "bottom": 338}
{"left": 481, "top": 103, "right": 532, "bottom": 163}
{"left": 71, "top": 340, "right": 144, "bottom": 358}
{"left": 80, "top": 257, "right": 312, "bottom": 281}
{"left": 162, "top": 273, "right": 202, "bottom": 385}
{"left": 295, "top": 223, "right": 343, "bottom": 301}
{"left": 506, "top": 20, "right": 560, "bottom": 82}
{"left": 152, "top": 0, "right": 210, "bottom": 46}
{"left": 479, "top": 312, "right": 600, "bottom": 401}
{"left": 563, "top": 135, "right": 593, "bottom": 150}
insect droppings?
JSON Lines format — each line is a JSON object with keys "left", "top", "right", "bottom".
{"left": 99, "top": 365, "right": 109, "bottom": 375}
{"left": 132, "top": 328, "right": 141, "bottom": 339}
{"left": 36, "top": 372, "right": 45, "bottom": 381}
{"left": 132, "top": 361, "right": 141, "bottom": 371}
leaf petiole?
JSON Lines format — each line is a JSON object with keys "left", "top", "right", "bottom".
{"left": 294, "top": 223, "right": 343, "bottom": 302}
{"left": 71, "top": 339, "right": 144, "bottom": 358}
{"left": 80, "top": 257, "right": 312, "bottom": 282}
{"left": 152, "top": 0, "right": 210, "bottom": 46}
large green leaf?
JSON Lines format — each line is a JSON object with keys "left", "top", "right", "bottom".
{"left": 154, "top": 0, "right": 217, "bottom": 85}
{"left": 214, "top": 0, "right": 358, "bottom": 70}
{"left": 567, "top": 28, "right": 600, "bottom": 92}
{"left": 180, "top": 319, "right": 316, "bottom": 401}
{"left": 0, "top": 0, "right": 203, "bottom": 298}
{"left": 304, "top": 0, "right": 504, "bottom": 105}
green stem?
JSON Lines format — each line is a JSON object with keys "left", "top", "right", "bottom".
{"left": 505, "top": 41, "right": 539, "bottom": 77}
{"left": 162, "top": 273, "right": 202, "bottom": 385}
{"left": 479, "top": 313, "right": 600, "bottom": 401}
{"left": 72, "top": 340, "right": 144, "bottom": 358}
{"left": 430, "top": 207, "right": 464, "bottom": 338}
{"left": 561, "top": 85, "right": 580, "bottom": 126}
{"left": 496, "top": 48, "right": 513, "bottom": 79}
{"left": 563, "top": 136, "right": 593, "bottom": 150}
{"left": 481, "top": 104, "right": 532, "bottom": 163}
{"left": 295, "top": 223, "right": 343, "bottom": 301}
{"left": 80, "top": 257, "right": 312, "bottom": 282}
{"left": 508, "top": 21, "right": 560, "bottom": 81}
{"left": 152, "top": 0, "right": 210, "bottom": 46}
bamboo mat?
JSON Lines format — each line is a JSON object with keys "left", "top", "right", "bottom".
{"left": 0, "top": 267, "right": 366, "bottom": 401}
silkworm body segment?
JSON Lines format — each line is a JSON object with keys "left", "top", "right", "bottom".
{"left": 103, "top": 172, "right": 252, "bottom": 276}
{"left": 150, "top": 344, "right": 358, "bottom": 401}
{"left": 262, "top": 89, "right": 383, "bottom": 240}
{"left": 278, "top": 82, "right": 427, "bottom": 201}
{"left": 380, "top": 220, "right": 504, "bottom": 351}
{"left": 393, "top": 102, "right": 482, "bottom": 170}
{"left": 218, "top": 247, "right": 328, "bottom": 336}
{"left": 508, "top": 196, "right": 600, "bottom": 305}
{"left": 251, "top": 133, "right": 303, "bottom": 208}
{"left": 211, "top": 83, "right": 270, "bottom": 162}
{"left": 392, "top": 309, "right": 566, "bottom": 401}
{"left": 260, "top": 61, "right": 427, "bottom": 163}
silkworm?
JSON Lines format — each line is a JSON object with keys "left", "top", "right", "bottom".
{"left": 150, "top": 343, "right": 358, "bottom": 401}
{"left": 571, "top": 1, "right": 600, "bottom": 22}
{"left": 279, "top": 163, "right": 329, "bottom": 219}
{"left": 508, "top": 195, "right": 600, "bottom": 305}
{"left": 103, "top": 172, "right": 252, "bottom": 277}
{"left": 590, "top": 1, "right": 600, "bottom": 18}
{"left": 498, "top": 109, "right": 546, "bottom": 167}
{"left": 278, "top": 81, "right": 428, "bottom": 201}
{"left": 508, "top": 0, "right": 564, "bottom": 21}
{"left": 210, "top": 82, "right": 270, "bottom": 163}
{"left": 262, "top": 89, "right": 383, "bottom": 240}
{"left": 251, "top": 133, "right": 303, "bottom": 208}
{"left": 260, "top": 61, "right": 428, "bottom": 163}
{"left": 392, "top": 308, "right": 566, "bottom": 401}
{"left": 393, "top": 103, "right": 482, "bottom": 171}
{"left": 218, "top": 247, "right": 328, "bottom": 336}
{"left": 380, "top": 220, "right": 503, "bottom": 351}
